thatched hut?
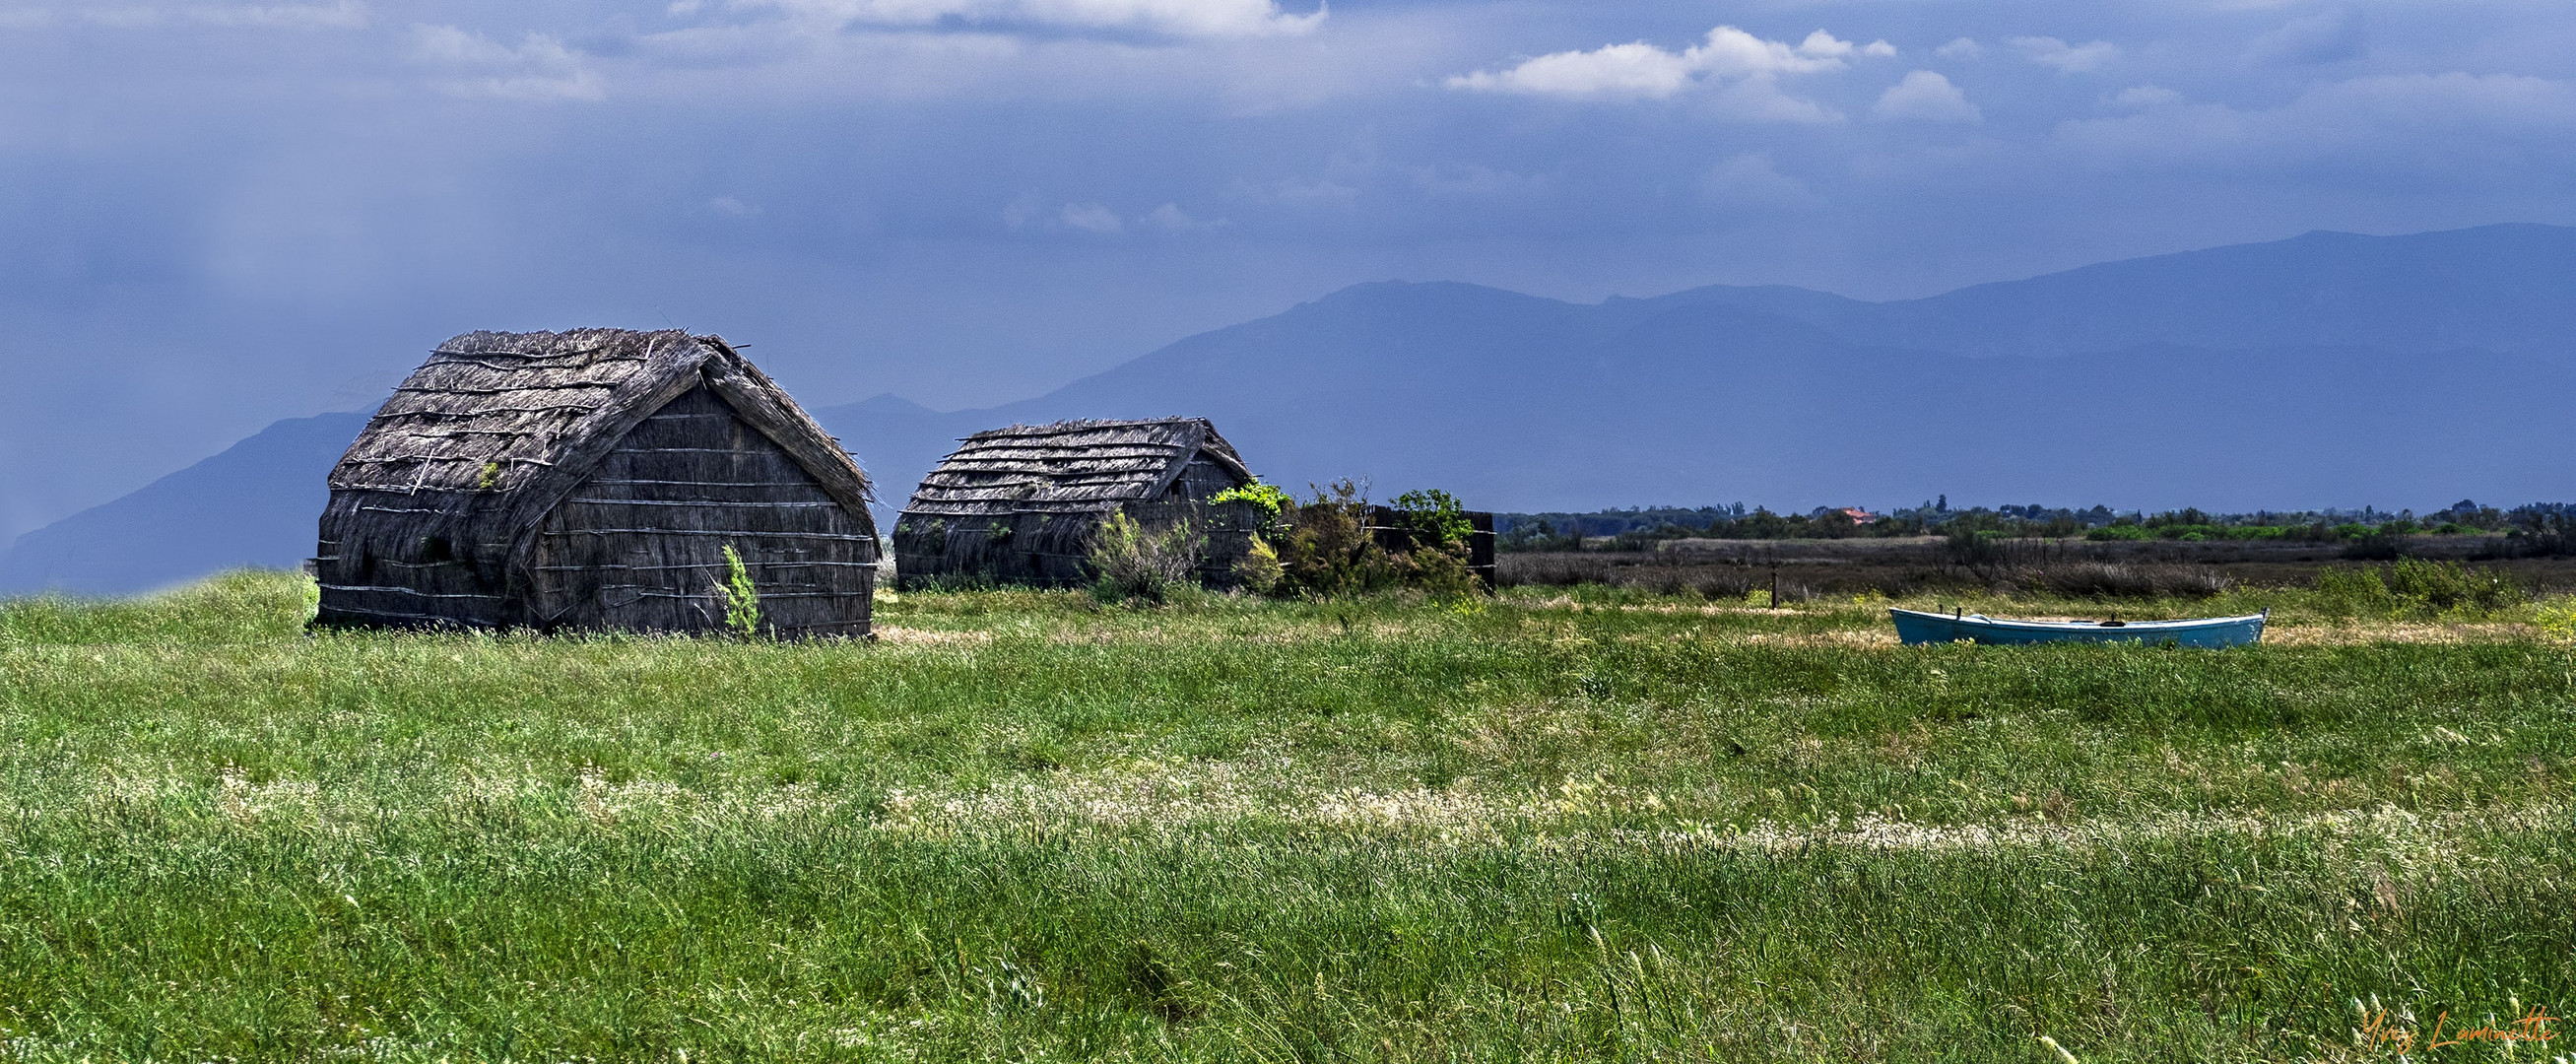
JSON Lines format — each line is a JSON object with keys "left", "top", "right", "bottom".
{"left": 893, "top": 418, "right": 1262, "bottom": 588}
{"left": 313, "top": 328, "right": 878, "bottom": 637}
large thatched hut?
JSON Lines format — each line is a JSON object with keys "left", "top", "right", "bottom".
{"left": 893, "top": 418, "right": 1262, "bottom": 588}
{"left": 313, "top": 328, "right": 878, "bottom": 637}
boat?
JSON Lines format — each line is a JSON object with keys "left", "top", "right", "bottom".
{"left": 1889, "top": 607, "right": 2266, "bottom": 648}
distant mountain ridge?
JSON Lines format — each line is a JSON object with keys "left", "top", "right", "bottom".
{"left": 1658, "top": 224, "right": 2576, "bottom": 359}
{"left": 0, "top": 414, "right": 370, "bottom": 595}
{"left": 8, "top": 223, "right": 2573, "bottom": 594}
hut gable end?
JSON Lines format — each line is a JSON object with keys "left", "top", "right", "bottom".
{"left": 528, "top": 386, "right": 876, "bottom": 636}
{"left": 892, "top": 417, "right": 1257, "bottom": 589}
{"left": 315, "top": 328, "right": 878, "bottom": 636}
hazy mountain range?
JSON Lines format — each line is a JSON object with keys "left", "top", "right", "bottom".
{"left": 7, "top": 223, "right": 2572, "bottom": 595}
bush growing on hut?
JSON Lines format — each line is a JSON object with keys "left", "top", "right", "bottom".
{"left": 1233, "top": 537, "right": 1285, "bottom": 595}
{"left": 711, "top": 545, "right": 763, "bottom": 638}
{"left": 1086, "top": 512, "right": 1206, "bottom": 604}
{"left": 1274, "top": 481, "right": 1397, "bottom": 597}
{"left": 1209, "top": 481, "right": 1290, "bottom": 517}
{"left": 1267, "top": 481, "right": 1480, "bottom": 599}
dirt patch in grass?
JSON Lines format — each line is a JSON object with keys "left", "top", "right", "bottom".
{"left": 872, "top": 626, "right": 995, "bottom": 646}
{"left": 2265, "top": 621, "right": 2541, "bottom": 645}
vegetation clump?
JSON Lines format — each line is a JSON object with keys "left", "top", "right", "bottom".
{"left": 1208, "top": 480, "right": 1290, "bottom": 517}
{"left": 2537, "top": 594, "right": 2576, "bottom": 641}
{"left": 1085, "top": 510, "right": 1204, "bottom": 604}
{"left": 1273, "top": 480, "right": 1398, "bottom": 596}
{"left": 708, "top": 544, "right": 765, "bottom": 638}
{"left": 1232, "top": 535, "right": 1285, "bottom": 595}
{"left": 2312, "top": 559, "right": 2523, "bottom": 619}
{"left": 1270, "top": 480, "right": 1479, "bottom": 598}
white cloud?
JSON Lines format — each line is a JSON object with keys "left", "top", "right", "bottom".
{"left": 1002, "top": 191, "right": 1045, "bottom": 230}
{"left": 1707, "top": 76, "right": 1843, "bottom": 123}
{"left": 408, "top": 25, "right": 604, "bottom": 100}
{"left": 1811, "top": 31, "right": 1894, "bottom": 60}
{"left": 1874, "top": 70, "right": 1979, "bottom": 123}
{"left": 723, "top": 0, "right": 1323, "bottom": 39}
{"left": 1138, "top": 203, "right": 1225, "bottom": 232}
{"left": 2107, "top": 85, "right": 2182, "bottom": 109}
{"left": 998, "top": 200, "right": 1222, "bottom": 233}
{"left": 1445, "top": 25, "right": 1886, "bottom": 111}
{"left": 707, "top": 196, "right": 761, "bottom": 217}
{"left": 2246, "top": 9, "right": 2363, "bottom": 66}
{"left": 1408, "top": 163, "right": 1550, "bottom": 200}
{"left": 183, "top": 2, "right": 364, "bottom": 28}
{"left": 2055, "top": 72, "right": 2576, "bottom": 172}
{"left": 1934, "top": 37, "right": 1982, "bottom": 60}
{"left": 1698, "top": 152, "right": 1817, "bottom": 209}
{"left": 1692, "top": 27, "right": 1882, "bottom": 77}
{"left": 1447, "top": 41, "right": 1694, "bottom": 99}
{"left": 1057, "top": 202, "right": 1125, "bottom": 233}
{"left": 2009, "top": 35, "right": 2119, "bottom": 73}
{"left": 1228, "top": 174, "right": 1360, "bottom": 207}
{"left": 0, "top": 1, "right": 365, "bottom": 29}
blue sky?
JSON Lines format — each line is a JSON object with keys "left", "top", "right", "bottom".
{"left": 2, "top": 0, "right": 2571, "bottom": 538}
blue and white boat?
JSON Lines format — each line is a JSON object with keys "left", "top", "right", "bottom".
{"left": 1889, "top": 607, "right": 2266, "bottom": 648}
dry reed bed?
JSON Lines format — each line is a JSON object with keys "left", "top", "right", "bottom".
{"left": 19, "top": 756, "right": 2560, "bottom": 867}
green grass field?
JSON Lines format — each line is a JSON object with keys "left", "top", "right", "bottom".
{"left": 0, "top": 572, "right": 2569, "bottom": 1061}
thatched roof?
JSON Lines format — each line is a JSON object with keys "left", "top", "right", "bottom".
{"left": 901, "top": 418, "right": 1249, "bottom": 518}
{"left": 329, "top": 328, "right": 870, "bottom": 526}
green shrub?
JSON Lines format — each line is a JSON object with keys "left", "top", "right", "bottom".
{"left": 2312, "top": 560, "right": 2522, "bottom": 619}
{"left": 1276, "top": 481, "right": 1400, "bottom": 597}
{"left": 1945, "top": 525, "right": 2010, "bottom": 566}
{"left": 711, "top": 545, "right": 763, "bottom": 638}
{"left": 1087, "top": 511, "right": 1204, "bottom": 604}
{"left": 1269, "top": 481, "right": 1480, "bottom": 598}
{"left": 1389, "top": 489, "right": 1472, "bottom": 552}
{"left": 1233, "top": 536, "right": 1285, "bottom": 595}
{"left": 2538, "top": 595, "right": 2576, "bottom": 641}
{"left": 1209, "top": 480, "right": 1290, "bottom": 518}
{"left": 1391, "top": 534, "right": 1481, "bottom": 599}
{"left": 2385, "top": 558, "right": 2520, "bottom": 613}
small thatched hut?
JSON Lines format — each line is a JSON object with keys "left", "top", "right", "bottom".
{"left": 893, "top": 418, "right": 1262, "bottom": 588}
{"left": 313, "top": 328, "right": 878, "bottom": 637}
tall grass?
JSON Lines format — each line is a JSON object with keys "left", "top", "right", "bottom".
{"left": 1087, "top": 510, "right": 1205, "bottom": 603}
{"left": 2311, "top": 559, "right": 2525, "bottom": 619}
{"left": 0, "top": 572, "right": 2567, "bottom": 1060}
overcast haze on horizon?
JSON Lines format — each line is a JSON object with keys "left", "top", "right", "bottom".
{"left": 3, "top": 0, "right": 2572, "bottom": 539}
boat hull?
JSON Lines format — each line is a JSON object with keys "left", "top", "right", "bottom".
{"left": 1889, "top": 608, "right": 2265, "bottom": 648}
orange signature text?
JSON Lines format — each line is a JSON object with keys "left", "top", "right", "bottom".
{"left": 2360, "top": 1005, "right": 2555, "bottom": 1053}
